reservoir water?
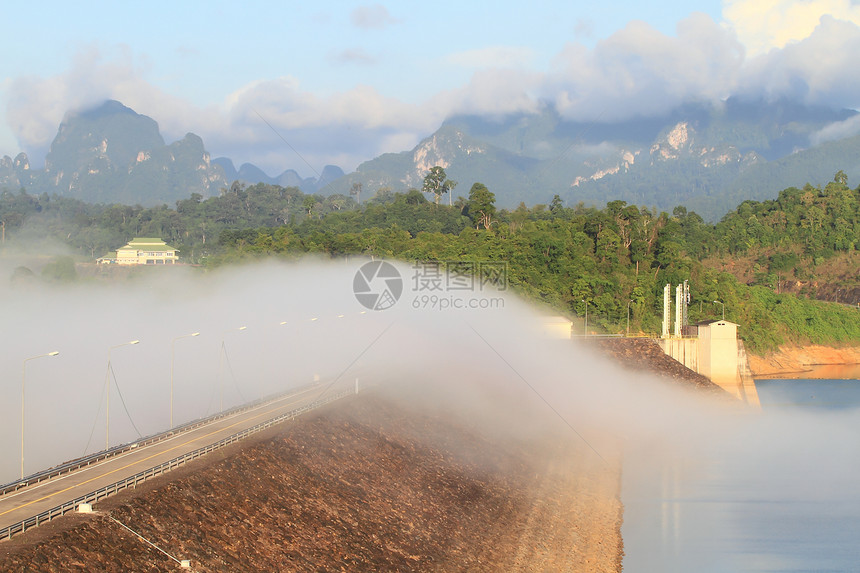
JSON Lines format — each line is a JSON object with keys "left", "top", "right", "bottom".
{"left": 621, "top": 364, "right": 860, "bottom": 572}
{"left": 756, "top": 364, "right": 860, "bottom": 410}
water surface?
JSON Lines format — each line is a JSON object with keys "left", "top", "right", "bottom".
{"left": 622, "top": 366, "right": 860, "bottom": 572}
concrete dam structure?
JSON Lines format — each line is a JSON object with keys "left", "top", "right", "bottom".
{"left": 658, "top": 321, "right": 760, "bottom": 407}
{"left": 657, "top": 283, "right": 760, "bottom": 407}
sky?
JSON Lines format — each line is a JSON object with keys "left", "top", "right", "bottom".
{"left": 4, "top": 0, "right": 860, "bottom": 177}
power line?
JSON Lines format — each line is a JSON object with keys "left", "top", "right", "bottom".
{"left": 466, "top": 321, "right": 607, "bottom": 464}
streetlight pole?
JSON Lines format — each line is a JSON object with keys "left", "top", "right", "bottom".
{"left": 581, "top": 299, "right": 589, "bottom": 336}
{"left": 626, "top": 300, "right": 633, "bottom": 337}
{"left": 219, "top": 327, "right": 247, "bottom": 412}
{"left": 106, "top": 340, "right": 139, "bottom": 450}
{"left": 21, "top": 351, "right": 59, "bottom": 480}
{"left": 713, "top": 300, "right": 725, "bottom": 320}
{"left": 170, "top": 332, "right": 200, "bottom": 429}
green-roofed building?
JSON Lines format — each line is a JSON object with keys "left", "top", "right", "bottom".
{"left": 98, "top": 238, "right": 179, "bottom": 265}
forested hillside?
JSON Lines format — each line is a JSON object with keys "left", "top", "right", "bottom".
{"left": 1, "top": 172, "right": 858, "bottom": 353}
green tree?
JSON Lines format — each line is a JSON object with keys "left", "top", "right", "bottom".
{"left": 302, "top": 195, "right": 317, "bottom": 218}
{"left": 41, "top": 256, "right": 77, "bottom": 283}
{"left": 465, "top": 182, "right": 496, "bottom": 229}
{"left": 350, "top": 182, "right": 362, "bottom": 205}
{"left": 368, "top": 186, "right": 394, "bottom": 205}
{"left": 403, "top": 189, "right": 427, "bottom": 205}
{"left": 10, "top": 265, "right": 36, "bottom": 286}
{"left": 422, "top": 166, "right": 457, "bottom": 206}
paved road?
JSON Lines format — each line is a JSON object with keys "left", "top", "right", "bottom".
{"left": 0, "top": 384, "right": 337, "bottom": 534}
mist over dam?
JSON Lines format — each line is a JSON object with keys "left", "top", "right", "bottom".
{"left": 1, "top": 259, "right": 857, "bottom": 571}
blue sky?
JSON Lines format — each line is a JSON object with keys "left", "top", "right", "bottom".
{"left": 3, "top": 0, "right": 860, "bottom": 177}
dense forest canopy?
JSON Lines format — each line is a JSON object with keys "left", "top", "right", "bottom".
{"left": 1, "top": 171, "right": 858, "bottom": 353}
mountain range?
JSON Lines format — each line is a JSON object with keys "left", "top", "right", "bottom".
{"left": 335, "top": 98, "right": 860, "bottom": 220}
{"left": 0, "top": 101, "right": 341, "bottom": 205}
{"left": 2, "top": 98, "right": 859, "bottom": 220}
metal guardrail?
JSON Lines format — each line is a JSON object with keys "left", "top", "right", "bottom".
{"left": 571, "top": 334, "right": 624, "bottom": 338}
{"left": 1, "top": 382, "right": 322, "bottom": 496}
{"left": 0, "top": 388, "right": 353, "bottom": 541}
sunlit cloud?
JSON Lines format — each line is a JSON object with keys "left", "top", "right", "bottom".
{"left": 723, "top": 0, "right": 860, "bottom": 55}
{"left": 7, "top": 8, "right": 860, "bottom": 176}
{"left": 547, "top": 13, "right": 743, "bottom": 121}
{"left": 737, "top": 16, "right": 860, "bottom": 108}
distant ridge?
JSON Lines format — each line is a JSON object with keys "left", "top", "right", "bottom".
{"left": 211, "top": 157, "right": 345, "bottom": 194}
{"left": 0, "top": 100, "right": 345, "bottom": 206}
{"left": 3, "top": 97, "right": 860, "bottom": 218}
{"left": 326, "top": 98, "right": 860, "bottom": 220}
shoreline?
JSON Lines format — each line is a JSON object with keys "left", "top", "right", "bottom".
{"left": 748, "top": 344, "right": 860, "bottom": 377}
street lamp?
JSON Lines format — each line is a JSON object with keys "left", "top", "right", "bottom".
{"left": 106, "top": 340, "right": 139, "bottom": 450}
{"left": 219, "top": 327, "right": 247, "bottom": 412}
{"left": 21, "top": 351, "right": 59, "bottom": 479}
{"left": 170, "top": 332, "right": 200, "bottom": 429}
{"left": 713, "top": 300, "right": 725, "bottom": 320}
{"left": 626, "top": 300, "right": 633, "bottom": 337}
{"left": 581, "top": 299, "right": 589, "bottom": 336}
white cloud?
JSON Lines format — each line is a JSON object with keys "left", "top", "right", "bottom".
{"left": 574, "top": 18, "right": 594, "bottom": 40}
{"left": 572, "top": 141, "right": 620, "bottom": 157}
{"left": 224, "top": 79, "right": 426, "bottom": 132}
{"left": 4, "top": 55, "right": 438, "bottom": 176}
{"left": 737, "top": 16, "right": 860, "bottom": 108}
{"left": 350, "top": 4, "right": 399, "bottom": 29}
{"left": 4, "top": 48, "right": 209, "bottom": 165}
{"left": 329, "top": 48, "right": 377, "bottom": 66}
{"left": 9, "top": 8, "right": 860, "bottom": 178}
{"left": 724, "top": 0, "right": 860, "bottom": 55}
{"left": 810, "top": 113, "right": 860, "bottom": 145}
{"left": 202, "top": 79, "right": 440, "bottom": 175}
{"left": 437, "top": 68, "right": 544, "bottom": 118}
{"left": 547, "top": 13, "right": 744, "bottom": 121}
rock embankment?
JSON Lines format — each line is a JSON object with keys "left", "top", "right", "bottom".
{"left": 592, "top": 337, "right": 727, "bottom": 393}
{"left": 0, "top": 393, "right": 622, "bottom": 572}
{"left": 0, "top": 338, "right": 724, "bottom": 572}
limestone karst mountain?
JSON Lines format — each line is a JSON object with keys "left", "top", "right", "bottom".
{"left": 0, "top": 100, "right": 342, "bottom": 206}
{"left": 3, "top": 97, "right": 860, "bottom": 219}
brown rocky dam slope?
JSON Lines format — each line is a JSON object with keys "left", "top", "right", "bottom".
{"left": 0, "top": 391, "right": 622, "bottom": 572}
{"left": 0, "top": 338, "right": 721, "bottom": 572}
